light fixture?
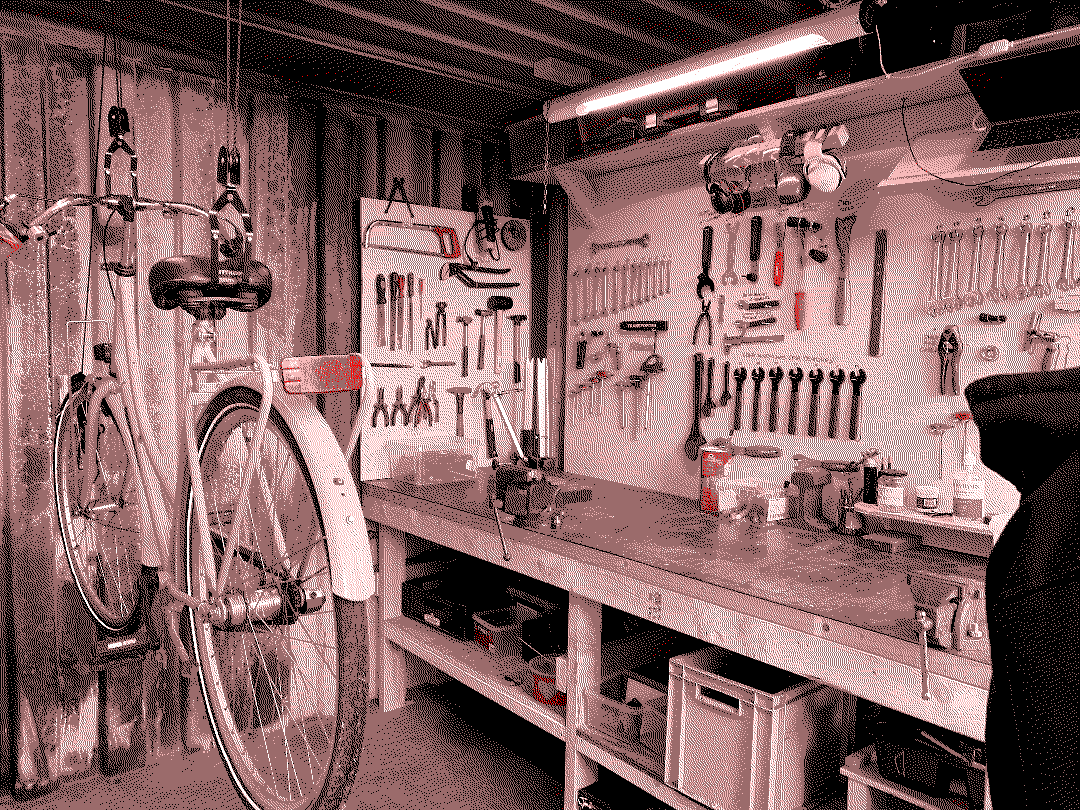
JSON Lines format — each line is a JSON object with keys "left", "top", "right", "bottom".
{"left": 543, "top": 5, "right": 864, "bottom": 124}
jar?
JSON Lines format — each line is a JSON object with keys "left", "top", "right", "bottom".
{"left": 915, "top": 485, "right": 940, "bottom": 514}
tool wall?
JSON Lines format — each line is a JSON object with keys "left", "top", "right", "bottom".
{"left": 563, "top": 176, "right": 1080, "bottom": 523}
{"left": 356, "top": 197, "right": 532, "bottom": 480}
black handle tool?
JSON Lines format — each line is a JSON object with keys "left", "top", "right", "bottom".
{"left": 685, "top": 353, "right": 708, "bottom": 461}
{"left": 375, "top": 274, "right": 387, "bottom": 348}
{"left": 849, "top": 369, "right": 867, "bottom": 440}
{"left": 827, "top": 368, "right": 845, "bottom": 439}
{"left": 750, "top": 366, "right": 766, "bottom": 432}
{"left": 749, "top": 215, "right": 762, "bottom": 283}
{"left": 702, "top": 357, "right": 717, "bottom": 418}
{"left": 718, "top": 361, "right": 731, "bottom": 408}
{"left": 768, "top": 367, "right": 784, "bottom": 433}
{"left": 731, "top": 367, "right": 747, "bottom": 432}
{"left": 787, "top": 367, "right": 804, "bottom": 435}
{"left": 698, "top": 226, "right": 716, "bottom": 299}
{"left": 806, "top": 368, "right": 824, "bottom": 437}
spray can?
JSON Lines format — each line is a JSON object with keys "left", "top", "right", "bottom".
{"left": 701, "top": 445, "right": 729, "bottom": 513}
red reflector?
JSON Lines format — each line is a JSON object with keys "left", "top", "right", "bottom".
{"left": 281, "top": 354, "right": 365, "bottom": 394}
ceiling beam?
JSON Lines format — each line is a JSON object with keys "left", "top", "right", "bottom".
{"left": 525, "top": 0, "right": 691, "bottom": 57}
{"left": 409, "top": 0, "right": 643, "bottom": 74}
{"left": 638, "top": 0, "right": 748, "bottom": 42}
{"left": 155, "top": 0, "right": 547, "bottom": 99}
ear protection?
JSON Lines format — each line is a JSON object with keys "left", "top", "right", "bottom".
{"left": 705, "top": 155, "right": 752, "bottom": 214}
{"left": 803, "top": 137, "right": 846, "bottom": 194}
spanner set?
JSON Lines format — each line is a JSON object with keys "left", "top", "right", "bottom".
{"left": 568, "top": 256, "right": 672, "bottom": 327}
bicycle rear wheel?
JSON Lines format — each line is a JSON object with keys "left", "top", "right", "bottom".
{"left": 53, "top": 380, "right": 143, "bottom": 634}
{"left": 183, "top": 385, "right": 368, "bottom": 810}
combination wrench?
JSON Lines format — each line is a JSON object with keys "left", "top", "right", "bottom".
{"left": 945, "top": 222, "right": 963, "bottom": 312}
{"left": 963, "top": 218, "right": 985, "bottom": 308}
{"left": 1011, "top": 214, "right": 1033, "bottom": 300}
{"left": 1060, "top": 208, "right": 1077, "bottom": 291}
{"left": 928, "top": 224, "right": 946, "bottom": 316}
{"left": 1034, "top": 211, "right": 1053, "bottom": 298}
{"left": 986, "top": 216, "right": 1009, "bottom": 303}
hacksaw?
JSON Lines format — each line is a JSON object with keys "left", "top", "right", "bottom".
{"left": 363, "top": 219, "right": 461, "bottom": 259}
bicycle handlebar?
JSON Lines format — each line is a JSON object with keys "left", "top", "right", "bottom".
{"left": 22, "top": 194, "right": 211, "bottom": 243}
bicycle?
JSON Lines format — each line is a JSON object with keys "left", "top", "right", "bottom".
{"left": 3, "top": 142, "right": 376, "bottom": 810}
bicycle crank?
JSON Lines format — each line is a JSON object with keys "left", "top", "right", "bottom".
{"left": 206, "top": 584, "right": 326, "bottom": 629}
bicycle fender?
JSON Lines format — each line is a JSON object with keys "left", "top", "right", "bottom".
{"left": 229, "top": 374, "right": 375, "bottom": 602}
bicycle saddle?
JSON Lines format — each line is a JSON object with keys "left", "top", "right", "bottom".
{"left": 149, "top": 254, "right": 272, "bottom": 319}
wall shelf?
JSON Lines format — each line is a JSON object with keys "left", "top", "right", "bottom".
{"left": 853, "top": 503, "right": 1003, "bottom": 538}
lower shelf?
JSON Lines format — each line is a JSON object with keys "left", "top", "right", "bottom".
{"left": 384, "top": 614, "right": 567, "bottom": 741}
{"left": 577, "top": 733, "right": 707, "bottom": 810}
{"left": 841, "top": 744, "right": 985, "bottom": 810}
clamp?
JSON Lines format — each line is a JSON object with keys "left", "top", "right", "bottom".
{"left": 389, "top": 386, "right": 409, "bottom": 426}
{"left": 692, "top": 299, "right": 713, "bottom": 346}
{"left": 938, "top": 326, "right": 963, "bottom": 396}
{"left": 434, "top": 302, "right": 448, "bottom": 347}
{"left": 371, "top": 387, "right": 390, "bottom": 428}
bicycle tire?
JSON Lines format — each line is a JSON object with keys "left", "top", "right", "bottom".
{"left": 182, "top": 385, "right": 368, "bottom": 810}
{"left": 53, "top": 380, "right": 144, "bottom": 634}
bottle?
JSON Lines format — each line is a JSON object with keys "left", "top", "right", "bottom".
{"left": 861, "top": 449, "right": 881, "bottom": 504}
{"left": 953, "top": 448, "right": 986, "bottom": 520}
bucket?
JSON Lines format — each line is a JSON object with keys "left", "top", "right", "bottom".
{"left": 528, "top": 655, "right": 566, "bottom": 706}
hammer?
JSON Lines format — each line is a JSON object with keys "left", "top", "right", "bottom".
{"left": 508, "top": 314, "right": 528, "bottom": 384}
{"left": 472, "top": 382, "right": 499, "bottom": 458}
{"left": 456, "top": 315, "right": 472, "bottom": 377}
{"left": 475, "top": 309, "right": 493, "bottom": 371}
{"left": 447, "top": 386, "right": 472, "bottom": 437}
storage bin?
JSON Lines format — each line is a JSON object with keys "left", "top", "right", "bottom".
{"left": 473, "top": 607, "right": 522, "bottom": 659}
{"left": 582, "top": 673, "right": 667, "bottom": 761}
{"left": 386, "top": 437, "right": 480, "bottom": 484}
{"left": 528, "top": 655, "right": 566, "bottom": 706}
{"left": 666, "top": 646, "right": 854, "bottom": 810}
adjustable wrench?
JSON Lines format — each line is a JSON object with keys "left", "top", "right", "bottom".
{"left": 750, "top": 366, "right": 766, "bottom": 432}
{"left": 806, "top": 368, "right": 824, "bottom": 438}
{"left": 767, "top": 367, "right": 784, "bottom": 433}
{"left": 787, "top": 367, "right": 804, "bottom": 435}
{"left": 1059, "top": 207, "right": 1076, "bottom": 291}
{"left": 731, "top": 367, "right": 747, "bottom": 431}
{"left": 827, "top": 368, "right": 845, "bottom": 439}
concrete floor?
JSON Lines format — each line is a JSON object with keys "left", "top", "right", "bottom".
{"left": 1, "top": 681, "right": 567, "bottom": 810}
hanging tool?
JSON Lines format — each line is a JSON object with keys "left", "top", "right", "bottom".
{"left": 488, "top": 296, "right": 513, "bottom": 372}
{"left": 929, "top": 422, "right": 957, "bottom": 481}
{"left": 375, "top": 274, "right": 387, "bottom": 348}
{"left": 475, "top": 309, "right": 493, "bottom": 371}
{"left": 939, "top": 224, "right": 955, "bottom": 312}
{"left": 719, "top": 361, "right": 732, "bottom": 408}
{"left": 478, "top": 204, "right": 500, "bottom": 261}
{"left": 721, "top": 321, "right": 785, "bottom": 355}
{"left": 835, "top": 215, "right": 856, "bottom": 326}
{"left": 425, "top": 318, "right": 436, "bottom": 351}
{"left": 938, "top": 327, "right": 962, "bottom": 396}
{"left": 1012, "top": 215, "right": 1034, "bottom": 301}
{"left": 383, "top": 177, "right": 415, "bottom": 218}
{"left": 473, "top": 384, "right": 499, "bottom": 459}
{"left": 1059, "top": 208, "right": 1076, "bottom": 291}
{"left": 737, "top": 291, "right": 781, "bottom": 310}
{"left": 767, "top": 367, "right": 784, "bottom": 433}
{"left": 720, "top": 219, "right": 740, "bottom": 285}
{"left": 509, "top": 314, "right": 527, "bottom": 385}
{"left": 702, "top": 356, "right": 718, "bottom": 418}
{"left": 827, "top": 369, "right": 845, "bottom": 439}
{"left": 575, "top": 332, "right": 587, "bottom": 370}
{"left": 447, "top": 386, "right": 471, "bottom": 437}
{"left": 390, "top": 386, "right": 409, "bottom": 426}
{"left": 977, "top": 313, "right": 1006, "bottom": 361}
{"left": 396, "top": 275, "right": 405, "bottom": 349}
{"left": 928, "top": 225, "right": 946, "bottom": 317}
{"left": 750, "top": 366, "right": 766, "bottom": 432}
{"left": 419, "top": 359, "right": 456, "bottom": 369}
{"left": 787, "top": 217, "right": 817, "bottom": 330}
{"left": 965, "top": 219, "right": 985, "bottom": 309}
{"left": 774, "top": 220, "right": 785, "bottom": 286}
{"left": 692, "top": 300, "right": 714, "bottom": 346}
{"left": 388, "top": 272, "right": 398, "bottom": 351}
{"left": 621, "top": 320, "right": 668, "bottom": 431}
{"left": 409, "top": 377, "right": 434, "bottom": 427}
{"left": 731, "top": 315, "right": 778, "bottom": 332}
{"left": 440, "top": 262, "right": 519, "bottom": 289}
{"left": 698, "top": 226, "right": 716, "bottom": 299}
{"left": 370, "top": 363, "right": 414, "bottom": 368}
{"left": 569, "top": 268, "right": 580, "bottom": 327}
{"left": 987, "top": 216, "right": 1008, "bottom": 303}
{"left": 363, "top": 219, "right": 459, "bottom": 258}
{"left": 806, "top": 368, "right": 824, "bottom": 437}
{"left": 407, "top": 273, "right": 415, "bottom": 353}
{"left": 434, "top": 302, "right": 447, "bottom": 348}
{"left": 947, "top": 222, "right": 964, "bottom": 313}
{"left": 371, "top": 387, "right": 390, "bottom": 428}
{"left": 457, "top": 315, "right": 473, "bottom": 377}
{"left": 1024, "top": 313, "right": 1064, "bottom": 371}
{"left": 428, "top": 379, "right": 440, "bottom": 423}
{"left": 849, "top": 369, "right": 866, "bottom": 440}
{"left": 501, "top": 219, "right": 527, "bottom": 252}
{"left": 731, "top": 367, "right": 747, "bottom": 431}
{"left": 592, "top": 234, "right": 649, "bottom": 253}
{"left": 685, "top": 353, "right": 708, "bottom": 461}
{"left": 1034, "top": 211, "right": 1053, "bottom": 298}
{"left": 868, "top": 229, "right": 887, "bottom": 357}
{"left": 787, "top": 367, "right": 804, "bottom": 435}
{"left": 749, "top": 215, "right": 762, "bottom": 285}
{"left": 418, "top": 277, "right": 425, "bottom": 343}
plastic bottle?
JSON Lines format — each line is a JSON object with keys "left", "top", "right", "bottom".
{"left": 953, "top": 448, "right": 986, "bottom": 520}
{"left": 861, "top": 449, "right": 881, "bottom": 505}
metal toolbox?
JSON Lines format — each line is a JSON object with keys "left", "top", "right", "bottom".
{"left": 665, "top": 647, "right": 854, "bottom": 810}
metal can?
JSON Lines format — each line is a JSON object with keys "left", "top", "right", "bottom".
{"left": 701, "top": 445, "right": 730, "bottom": 512}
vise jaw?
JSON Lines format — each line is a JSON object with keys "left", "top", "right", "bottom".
{"left": 908, "top": 570, "right": 989, "bottom": 653}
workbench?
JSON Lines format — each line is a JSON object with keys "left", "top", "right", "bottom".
{"left": 362, "top": 471, "right": 993, "bottom": 810}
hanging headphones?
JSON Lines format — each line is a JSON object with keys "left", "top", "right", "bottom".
{"left": 803, "top": 137, "right": 847, "bottom": 194}
{"left": 704, "top": 153, "right": 732, "bottom": 214}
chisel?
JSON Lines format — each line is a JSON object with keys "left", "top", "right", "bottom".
{"left": 388, "top": 272, "right": 398, "bottom": 351}
{"left": 375, "top": 274, "right": 387, "bottom": 348}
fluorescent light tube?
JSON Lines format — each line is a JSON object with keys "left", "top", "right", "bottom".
{"left": 576, "top": 34, "right": 828, "bottom": 117}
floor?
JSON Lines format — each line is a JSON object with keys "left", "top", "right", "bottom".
{"left": 1, "top": 681, "right": 567, "bottom": 810}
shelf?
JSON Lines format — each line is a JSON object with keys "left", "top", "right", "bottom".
{"left": 383, "top": 615, "right": 567, "bottom": 741}
{"left": 854, "top": 503, "right": 1005, "bottom": 539}
{"left": 841, "top": 744, "right": 985, "bottom": 810}
{"left": 576, "top": 734, "right": 708, "bottom": 810}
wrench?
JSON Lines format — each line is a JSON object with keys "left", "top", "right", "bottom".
{"left": 721, "top": 219, "right": 740, "bottom": 284}
{"left": 750, "top": 366, "right": 766, "bottom": 432}
{"left": 1012, "top": 215, "right": 1033, "bottom": 300}
{"left": 767, "top": 367, "right": 784, "bottom": 433}
{"left": 945, "top": 223, "right": 963, "bottom": 312}
{"left": 731, "top": 367, "right": 747, "bottom": 432}
{"left": 827, "top": 368, "right": 845, "bottom": 439}
{"left": 787, "top": 367, "right": 804, "bottom": 435}
{"left": 718, "top": 361, "right": 731, "bottom": 408}
{"left": 987, "top": 216, "right": 1008, "bottom": 303}
{"left": 806, "top": 368, "right": 824, "bottom": 438}
{"left": 928, "top": 225, "right": 946, "bottom": 316}
{"left": 701, "top": 356, "right": 717, "bottom": 418}
{"left": 1061, "top": 208, "right": 1077, "bottom": 291}
{"left": 1035, "top": 211, "right": 1053, "bottom": 297}
{"left": 964, "top": 219, "right": 984, "bottom": 308}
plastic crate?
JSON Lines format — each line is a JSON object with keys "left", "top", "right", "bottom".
{"left": 473, "top": 607, "right": 522, "bottom": 658}
{"left": 583, "top": 674, "right": 665, "bottom": 758}
{"left": 386, "top": 437, "right": 480, "bottom": 484}
{"left": 666, "top": 646, "right": 854, "bottom": 810}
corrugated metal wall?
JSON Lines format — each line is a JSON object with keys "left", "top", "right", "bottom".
{"left": 0, "top": 10, "right": 517, "bottom": 796}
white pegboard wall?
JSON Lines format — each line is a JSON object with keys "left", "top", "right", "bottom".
{"left": 564, "top": 177, "right": 1080, "bottom": 524}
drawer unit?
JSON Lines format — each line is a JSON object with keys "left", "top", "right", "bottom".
{"left": 666, "top": 647, "right": 854, "bottom": 810}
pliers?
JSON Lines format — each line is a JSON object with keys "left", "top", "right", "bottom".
{"left": 692, "top": 299, "right": 713, "bottom": 346}
{"left": 425, "top": 318, "right": 436, "bottom": 351}
{"left": 409, "top": 376, "right": 434, "bottom": 427}
{"left": 390, "top": 386, "right": 410, "bottom": 426}
{"left": 371, "top": 387, "right": 391, "bottom": 428}
{"left": 938, "top": 326, "right": 963, "bottom": 396}
{"left": 434, "top": 302, "right": 448, "bottom": 347}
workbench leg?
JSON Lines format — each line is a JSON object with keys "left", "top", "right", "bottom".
{"left": 379, "top": 525, "right": 408, "bottom": 713}
{"left": 564, "top": 594, "right": 602, "bottom": 810}
{"left": 845, "top": 778, "right": 872, "bottom": 810}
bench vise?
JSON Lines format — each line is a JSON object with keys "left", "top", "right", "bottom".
{"left": 908, "top": 570, "right": 989, "bottom": 653}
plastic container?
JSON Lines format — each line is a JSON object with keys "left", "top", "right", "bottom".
{"left": 528, "top": 655, "right": 566, "bottom": 706}
{"left": 386, "top": 437, "right": 480, "bottom": 484}
{"left": 473, "top": 607, "right": 522, "bottom": 658}
{"left": 666, "top": 646, "right": 854, "bottom": 810}
{"left": 915, "top": 485, "right": 939, "bottom": 513}
{"left": 583, "top": 675, "right": 647, "bottom": 749}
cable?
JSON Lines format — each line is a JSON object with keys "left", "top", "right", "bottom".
{"left": 900, "top": 96, "right": 1056, "bottom": 187}
{"left": 234, "top": 0, "right": 243, "bottom": 151}
{"left": 875, "top": 25, "right": 889, "bottom": 78}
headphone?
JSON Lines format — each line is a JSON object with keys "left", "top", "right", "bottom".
{"left": 803, "top": 137, "right": 847, "bottom": 194}
{"left": 705, "top": 155, "right": 751, "bottom": 214}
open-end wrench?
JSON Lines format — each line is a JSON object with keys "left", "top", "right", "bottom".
{"left": 787, "top": 367, "right": 804, "bottom": 435}
{"left": 750, "top": 366, "right": 766, "bottom": 432}
{"left": 1012, "top": 215, "right": 1033, "bottom": 300}
{"left": 928, "top": 225, "right": 946, "bottom": 316}
{"left": 731, "top": 367, "right": 747, "bottom": 431}
{"left": 987, "top": 216, "right": 1008, "bottom": 303}
{"left": 849, "top": 369, "right": 867, "bottom": 441}
{"left": 1061, "top": 208, "right": 1077, "bottom": 291}
{"left": 702, "top": 356, "right": 717, "bottom": 418}
{"left": 599, "top": 264, "right": 609, "bottom": 315}
{"left": 944, "top": 223, "right": 962, "bottom": 312}
{"left": 964, "top": 219, "right": 984, "bottom": 308}
{"left": 806, "top": 368, "right": 824, "bottom": 438}
{"left": 718, "top": 361, "right": 732, "bottom": 408}
{"left": 767, "top": 367, "right": 784, "bottom": 433}
{"left": 827, "top": 368, "right": 845, "bottom": 439}
{"left": 721, "top": 219, "right": 740, "bottom": 285}
{"left": 1035, "top": 211, "right": 1053, "bottom": 297}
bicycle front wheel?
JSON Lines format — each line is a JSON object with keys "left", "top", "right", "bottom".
{"left": 183, "top": 385, "right": 368, "bottom": 810}
{"left": 54, "top": 380, "right": 143, "bottom": 634}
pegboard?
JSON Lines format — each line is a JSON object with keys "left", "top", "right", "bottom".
{"left": 563, "top": 175, "right": 1080, "bottom": 524}
{"left": 356, "top": 198, "right": 532, "bottom": 480}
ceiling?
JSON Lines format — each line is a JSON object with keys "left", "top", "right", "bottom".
{"left": 11, "top": 0, "right": 835, "bottom": 132}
